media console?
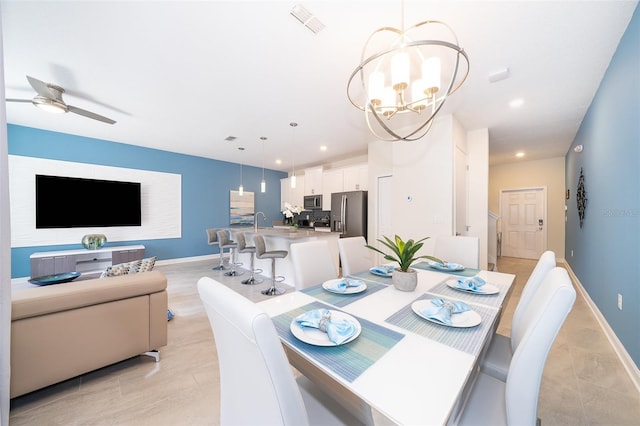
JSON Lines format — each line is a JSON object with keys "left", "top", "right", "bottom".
{"left": 30, "top": 245, "right": 145, "bottom": 279}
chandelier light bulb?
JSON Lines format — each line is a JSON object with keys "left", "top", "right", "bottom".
{"left": 368, "top": 71, "right": 385, "bottom": 106}
{"left": 391, "top": 52, "right": 410, "bottom": 91}
{"left": 422, "top": 57, "right": 441, "bottom": 96}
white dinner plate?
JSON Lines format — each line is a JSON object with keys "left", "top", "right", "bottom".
{"left": 290, "top": 310, "right": 362, "bottom": 346}
{"left": 411, "top": 299, "right": 482, "bottom": 328}
{"left": 322, "top": 278, "right": 367, "bottom": 294}
{"left": 446, "top": 279, "right": 500, "bottom": 295}
{"left": 369, "top": 266, "right": 394, "bottom": 277}
{"left": 426, "top": 260, "right": 465, "bottom": 271}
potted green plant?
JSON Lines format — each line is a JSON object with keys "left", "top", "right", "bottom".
{"left": 365, "top": 235, "right": 441, "bottom": 291}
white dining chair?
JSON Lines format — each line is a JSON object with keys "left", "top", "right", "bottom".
{"left": 481, "top": 251, "right": 556, "bottom": 381}
{"left": 457, "top": 267, "right": 576, "bottom": 426}
{"left": 434, "top": 235, "right": 480, "bottom": 269}
{"left": 197, "top": 277, "right": 363, "bottom": 426}
{"left": 337, "top": 236, "right": 374, "bottom": 276}
{"left": 290, "top": 240, "right": 339, "bottom": 290}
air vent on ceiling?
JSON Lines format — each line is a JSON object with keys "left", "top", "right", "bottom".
{"left": 291, "top": 4, "right": 325, "bottom": 34}
{"left": 225, "top": 136, "right": 237, "bottom": 142}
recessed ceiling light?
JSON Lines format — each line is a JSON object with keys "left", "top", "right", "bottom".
{"left": 320, "top": 145, "right": 327, "bottom": 151}
{"left": 509, "top": 98, "right": 524, "bottom": 108}
{"left": 515, "top": 152, "right": 525, "bottom": 158}
{"left": 275, "top": 159, "right": 282, "bottom": 165}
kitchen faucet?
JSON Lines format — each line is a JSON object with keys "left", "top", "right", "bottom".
{"left": 254, "top": 211, "right": 267, "bottom": 232}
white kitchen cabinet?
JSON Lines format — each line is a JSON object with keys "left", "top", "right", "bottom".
{"left": 322, "top": 169, "right": 344, "bottom": 210}
{"left": 343, "top": 164, "right": 368, "bottom": 191}
{"left": 281, "top": 176, "right": 305, "bottom": 209}
{"left": 304, "top": 166, "right": 323, "bottom": 195}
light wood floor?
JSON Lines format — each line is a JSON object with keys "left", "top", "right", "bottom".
{"left": 9, "top": 257, "right": 640, "bottom": 425}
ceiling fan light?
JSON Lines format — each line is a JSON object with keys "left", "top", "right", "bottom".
{"left": 32, "top": 96, "right": 66, "bottom": 113}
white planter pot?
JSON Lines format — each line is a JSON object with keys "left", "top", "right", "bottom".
{"left": 392, "top": 268, "right": 418, "bottom": 292}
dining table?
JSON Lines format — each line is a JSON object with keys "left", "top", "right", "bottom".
{"left": 257, "top": 261, "right": 516, "bottom": 425}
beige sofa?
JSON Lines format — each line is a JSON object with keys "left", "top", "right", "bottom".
{"left": 10, "top": 270, "right": 168, "bottom": 398}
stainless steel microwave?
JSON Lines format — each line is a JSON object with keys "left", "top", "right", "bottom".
{"left": 303, "top": 194, "right": 323, "bottom": 210}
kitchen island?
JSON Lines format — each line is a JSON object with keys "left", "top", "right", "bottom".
{"left": 227, "top": 227, "right": 340, "bottom": 289}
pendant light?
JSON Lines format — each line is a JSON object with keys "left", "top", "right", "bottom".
{"left": 290, "top": 122, "right": 298, "bottom": 189}
{"left": 238, "top": 146, "right": 244, "bottom": 196}
{"left": 260, "top": 136, "right": 267, "bottom": 193}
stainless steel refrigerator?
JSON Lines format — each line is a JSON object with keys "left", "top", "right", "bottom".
{"left": 331, "top": 190, "right": 367, "bottom": 238}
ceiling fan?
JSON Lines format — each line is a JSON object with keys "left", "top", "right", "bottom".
{"left": 6, "top": 75, "right": 116, "bottom": 124}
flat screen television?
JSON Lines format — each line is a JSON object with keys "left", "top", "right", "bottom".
{"left": 36, "top": 174, "right": 142, "bottom": 228}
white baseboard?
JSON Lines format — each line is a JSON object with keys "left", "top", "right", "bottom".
{"left": 563, "top": 262, "right": 640, "bottom": 392}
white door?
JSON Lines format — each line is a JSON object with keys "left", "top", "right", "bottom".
{"left": 500, "top": 188, "right": 546, "bottom": 259}
{"left": 376, "top": 175, "right": 393, "bottom": 265}
{"left": 454, "top": 146, "right": 468, "bottom": 236}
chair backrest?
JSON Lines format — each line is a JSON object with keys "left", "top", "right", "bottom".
{"left": 337, "top": 236, "right": 373, "bottom": 276}
{"left": 254, "top": 234, "right": 267, "bottom": 257}
{"left": 505, "top": 267, "right": 575, "bottom": 426}
{"left": 206, "top": 228, "right": 218, "bottom": 245}
{"left": 197, "top": 277, "right": 310, "bottom": 425}
{"left": 290, "top": 240, "right": 338, "bottom": 290}
{"left": 511, "top": 250, "right": 556, "bottom": 351}
{"left": 216, "top": 229, "right": 230, "bottom": 247}
{"left": 434, "top": 236, "right": 480, "bottom": 269}
{"left": 235, "top": 232, "right": 247, "bottom": 251}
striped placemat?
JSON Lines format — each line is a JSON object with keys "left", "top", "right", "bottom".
{"left": 299, "top": 280, "right": 387, "bottom": 307}
{"left": 427, "top": 279, "right": 509, "bottom": 308}
{"left": 412, "top": 261, "right": 480, "bottom": 278}
{"left": 272, "top": 301, "right": 405, "bottom": 383}
{"left": 349, "top": 269, "right": 393, "bottom": 285}
{"left": 385, "top": 294, "right": 496, "bottom": 357}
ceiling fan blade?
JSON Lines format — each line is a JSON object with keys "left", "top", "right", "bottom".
{"left": 26, "top": 75, "right": 56, "bottom": 98}
{"left": 6, "top": 98, "right": 32, "bottom": 103}
{"left": 67, "top": 105, "right": 116, "bottom": 124}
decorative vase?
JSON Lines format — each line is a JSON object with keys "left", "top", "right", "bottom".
{"left": 392, "top": 268, "right": 418, "bottom": 292}
{"left": 82, "top": 234, "right": 107, "bottom": 250}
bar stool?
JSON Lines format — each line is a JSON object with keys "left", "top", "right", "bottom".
{"left": 206, "top": 228, "right": 227, "bottom": 270}
{"left": 254, "top": 235, "right": 288, "bottom": 296}
{"left": 216, "top": 230, "right": 243, "bottom": 277}
{"left": 237, "top": 232, "right": 263, "bottom": 285}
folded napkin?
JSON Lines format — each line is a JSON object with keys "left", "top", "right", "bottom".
{"left": 420, "top": 298, "right": 470, "bottom": 326}
{"left": 429, "top": 260, "right": 464, "bottom": 270}
{"left": 295, "top": 309, "right": 357, "bottom": 344}
{"left": 325, "top": 278, "right": 364, "bottom": 293}
{"left": 456, "top": 276, "right": 486, "bottom": 292}
{"left": 371, "top": 265, "right": 395, "bottom": 275}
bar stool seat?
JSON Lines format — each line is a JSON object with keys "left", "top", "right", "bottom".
{"left": 206, "top": 228, "right": 227, "bottom": 270}
{"left": 237, "top": 232, "right": 263, "bottom": 285}
{"left": 254, "top": 235, "right": 288, "bottom": 296}
{"left": 217, "top": 230, "right": 243, "bottom": 277}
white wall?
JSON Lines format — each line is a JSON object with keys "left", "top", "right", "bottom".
{"left": 9, "top": 156, "right": 182, "bottom": 247}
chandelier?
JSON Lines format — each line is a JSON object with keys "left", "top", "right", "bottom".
{"left": 347, "top": 1, "right": 469, "bottom": 141}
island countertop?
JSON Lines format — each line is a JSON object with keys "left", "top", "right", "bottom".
{"left": 226, "top": 227, "right": 341, "bottom": 289}
{"left": 228, "top": 226, "right": 339, "bottom": 239}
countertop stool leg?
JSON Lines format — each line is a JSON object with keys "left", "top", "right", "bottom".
{"left": 241, "top": 251, "right": 263, "bottom": 285}
{"left": 261, "top": 257, "right": 286, "bottom": 296}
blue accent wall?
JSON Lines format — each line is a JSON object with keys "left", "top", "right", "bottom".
{"left": 8, "top": 124, "right": 287, "bottom": 278}
{"left": 565, "top": 5, "right": 640, "bottom": 368}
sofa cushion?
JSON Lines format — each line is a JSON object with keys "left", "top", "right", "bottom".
{"left": 132, "top": 256, "right": 157, "bottom": 273}
{"left": 11, "top": 270, "right": 167, "bottom": 321}
{"left": 101, "top": 259, "right": 142, "bottom": 278}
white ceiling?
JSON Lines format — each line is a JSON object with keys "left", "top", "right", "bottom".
{"left": 2, "top": 1, "right": 637, "bottom": 172}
